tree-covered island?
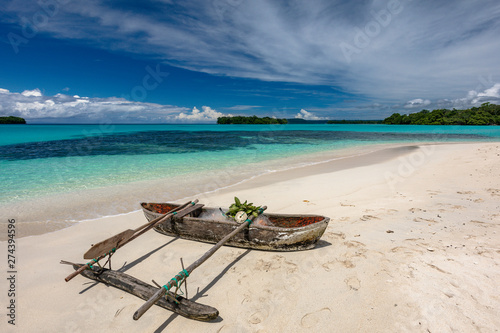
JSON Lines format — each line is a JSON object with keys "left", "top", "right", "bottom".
{"left": 0, "top": 116, "right": 26, "bottom": 124}
{"left": 217, "top": 115, "right": 288, "bottom": 124}
{"left": 383, "top": 103, "right": 500, "bottom": 125}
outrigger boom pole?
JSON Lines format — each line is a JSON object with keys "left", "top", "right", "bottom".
{"left": 133, "top": 206, "right": 267, "bottom": 320}
{"left": 64, "top": 199, "right": 200, "bottom": 282}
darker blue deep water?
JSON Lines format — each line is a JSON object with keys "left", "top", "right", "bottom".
{"left": 0, "top": 130, "right": 491, "bottom": 161}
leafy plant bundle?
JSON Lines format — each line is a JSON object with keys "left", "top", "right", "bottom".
{"left": 226, "top": 197, "right": 262, "bottom": 219}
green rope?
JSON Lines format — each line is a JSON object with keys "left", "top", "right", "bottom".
{"left": 162, "top": 269, "right": 190, "bottom": 293}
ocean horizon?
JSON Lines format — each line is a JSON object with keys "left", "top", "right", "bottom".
{"left": 1, "top": 123, "right": 499, "bottom": 238}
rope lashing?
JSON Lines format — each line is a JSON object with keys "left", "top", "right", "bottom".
{"left": 86, "top": 257, "right": 99, "bottom": 269}
{"left": 247, "top": 208, "right": 265, "bottom": 225}
{"left": 84, "top": 247, "right": 117, "bottom": 271}
{"left": 162, "top": 269, "right": 189, "bottom": 292}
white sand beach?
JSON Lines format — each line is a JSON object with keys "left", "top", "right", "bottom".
{"left": 1, "top": 142, "right": 499, "bottom": 332}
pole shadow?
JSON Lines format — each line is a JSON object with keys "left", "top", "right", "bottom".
{"left": 153, "top": 249, "right": 252, "bottom": 332}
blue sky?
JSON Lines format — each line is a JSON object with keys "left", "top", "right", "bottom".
{"left": 1, "top": 0, "right": 500, "bottom": 123}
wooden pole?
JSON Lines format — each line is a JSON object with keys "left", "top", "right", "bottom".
{"left": 65, "top": 200, "right": 199, "bottom": 282}
{"left": 133, "top": 206, "right": 267, "bottom": 321}
{"left": 83, "top": 200, "right": 200, "bottom": 259}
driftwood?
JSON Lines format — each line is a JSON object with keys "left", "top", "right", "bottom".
{"left": 133, "top": 206, "right": 267, "bottom": 320}
{"left": 71, "top": 263, "right": 219, "bottom": 322}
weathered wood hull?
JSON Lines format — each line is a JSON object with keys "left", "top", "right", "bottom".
{"left": 141, "top": 203, "right": 329, "bottom": 251}
{"left": 73, "top": 264, "right": 219, "bottom": 321}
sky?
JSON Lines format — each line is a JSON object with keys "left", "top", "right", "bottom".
{"left": 1, "top": 0, "right": 500, "bottom": 123}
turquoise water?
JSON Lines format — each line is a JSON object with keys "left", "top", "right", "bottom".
{"left": 1, "top": 123, "right": 499, "bottom": 231}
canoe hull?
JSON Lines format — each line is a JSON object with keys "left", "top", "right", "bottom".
{"left": 141, "top": 203, "right": 329, "bottom": 251}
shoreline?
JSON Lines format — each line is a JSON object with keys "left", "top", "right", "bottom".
{"left": 0, "top": 142, "right": 499, "bottom": 332}
{"left": 0, "top": 143, "right": 500, "bottom": 333}
{"left": 3, "top": 141, "right": 432, "bottom": 240}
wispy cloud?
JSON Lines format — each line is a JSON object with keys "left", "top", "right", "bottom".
{"left": 3, "top": 0, "right": 500, "bottom": 115}
{"left": 223, "top": 105, "right": 262, "bottom": 112}
{"left": 0, "top": 88, "right": 229, "bottom": 123}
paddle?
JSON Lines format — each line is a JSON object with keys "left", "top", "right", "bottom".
{"left": 65, "top": 200, "right": 201, "bottom": 282}
{"left": 83, "top": 200, "right": 200, "bottom": 259}
{"left": 133, "top": 206, "right": 267, "bottom": 321}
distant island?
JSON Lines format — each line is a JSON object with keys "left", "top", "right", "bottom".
{"left": 287, "top": 119, "right": 383, "bottom": 124}
{"left": 383, "top": 103, "right": 500, "bottom": 125}
{"left": 217, "top": 103, "right": 500, "bottom": 126}
{"left": 217, "top": 115, "right": 288, "bottom": 124}
{"left": 0, "top": 116, "right": 26, "bottom": 124}
{"left": 218, "top": 117, "right": 383, "bottom": 125}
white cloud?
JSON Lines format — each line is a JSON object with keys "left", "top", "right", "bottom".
{"left": 176, "top": 106, "right": 231, "bottom": 122}
{"left": 435, "top": 83, "right": 500, "bottom": 110}
{"left": 295, "top": 109, "right": 325, "bottom": 120}
{"left": 4, "top": 0, "right": 500, "bottom": 107}
{"left": 0, "top": 88, "right": 192, "bottom": 123}
{"left": 404, "top": 99, "right": 431, "bottom": 109}
{"left": 477, "top": 83, "right": 500, "bottom": 99}
{"left": 2, "top": 1, "right": 500, "bottom": 118}
{"left": 21, "top": 89, "right": 42, "bottom": 97}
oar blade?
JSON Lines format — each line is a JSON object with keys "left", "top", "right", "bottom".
{"left": 83, "top": 229, "right": 135, "bottom": 259}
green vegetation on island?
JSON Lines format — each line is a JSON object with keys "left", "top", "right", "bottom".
{"left": 383, "top": 103, "right": 500, "bottom": 125}
{"left": 0, "top": 116, "right": 26, "bottom": 124}
{"left": 217, "top": 115, "right": 288, "bottom": 124}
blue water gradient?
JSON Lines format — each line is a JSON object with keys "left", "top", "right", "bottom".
{"left": 1, "top": 124, "right": 499, "bottom": 206}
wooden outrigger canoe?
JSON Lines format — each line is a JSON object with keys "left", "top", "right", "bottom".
{"left": 64, "top": 200, "right": 330, "bottom": 322}
{"left": 141, "top": 202, "right": 329, "bottom": 251}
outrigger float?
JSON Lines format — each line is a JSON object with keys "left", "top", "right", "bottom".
{"left": 62, "top": 198, "right": 329, "bottom": 322}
